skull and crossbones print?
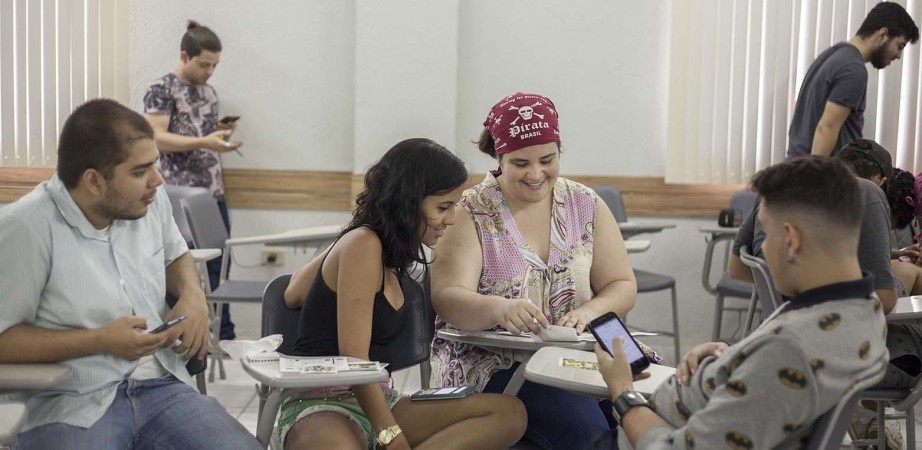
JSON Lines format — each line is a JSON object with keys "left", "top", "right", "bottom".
{"left": 509, "top": 102, "right": 545, "bottom": 125}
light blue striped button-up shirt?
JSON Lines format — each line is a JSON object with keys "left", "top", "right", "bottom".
{"left": 0, "top": 175, "right": 193, "bottom": 431}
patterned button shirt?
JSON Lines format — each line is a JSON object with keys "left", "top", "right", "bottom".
{"left": 143, "top": 73, "right": 224, "bottom": 197}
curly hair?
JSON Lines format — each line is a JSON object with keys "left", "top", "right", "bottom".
{"left": 887, "top": 168, "right": 916, "bottom": 229}
{"left": 343, "top": 138, "right": 468, "bottom": 276}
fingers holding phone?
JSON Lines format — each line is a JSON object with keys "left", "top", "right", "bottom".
{"left": 99, "top": 316, "right": 171, "bottom": 361}
{"left": 215, "top": 115, "right": 240, "bottom": 132}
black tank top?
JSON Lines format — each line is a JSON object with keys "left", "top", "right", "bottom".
{"left": 291, "top": 253, "right": 408, "bottom": 366}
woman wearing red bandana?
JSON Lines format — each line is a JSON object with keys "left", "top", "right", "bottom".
{"left": 429, "top": 93, "right": 641, "bottom": 449}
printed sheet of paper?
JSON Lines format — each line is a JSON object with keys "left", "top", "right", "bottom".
{"left": 559, "top": 357, "right": 599, "bottom": 371}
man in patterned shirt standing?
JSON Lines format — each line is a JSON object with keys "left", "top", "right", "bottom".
{"left": 143, "top": 20, "right": 241, "bottom": 340}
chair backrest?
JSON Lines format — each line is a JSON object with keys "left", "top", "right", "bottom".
{"left": 180, "top": 191, "right": 230, "bottom": 250}
{"left": 260, "top": 272, "right": 432, "bottom": 372}
{"left": 739, "top": 245, "right": 783, "bottom": 316}
{"left": 164, "top": 185, "right": 209, "bottom": 246}
{"left": 592, "top": 185, "right": 628, "bottom": 223}
{"left": 261, "top": 274, "right": 300, "bottom": 355}
{"left": 730, "top": 189, "right": 758, "bottom": 217}
{"left": 806, "top": 375, "right": 883, "bottom": 450}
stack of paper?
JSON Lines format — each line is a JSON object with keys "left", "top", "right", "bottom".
{"left": 278, "top": 357, "right": 385, "bottom": 374}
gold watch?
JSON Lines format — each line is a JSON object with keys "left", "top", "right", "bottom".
{"left": 375, "top": 424, "right": 402, "bottom": 446}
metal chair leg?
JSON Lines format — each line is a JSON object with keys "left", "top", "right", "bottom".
{"left": 670, "top": 286, "right": 680, "bottom": 363}
{"left": 712, "top": 294, "right": 725, "bottom": 341}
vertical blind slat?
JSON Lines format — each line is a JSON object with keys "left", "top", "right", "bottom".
{"left": 667, "top": 0, "right": 922, "bottom": 183}
{"left": 0, "top": 0, "right": 15, "bottom": 166}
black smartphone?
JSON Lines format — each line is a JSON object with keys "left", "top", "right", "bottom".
{"left": 410, "top": 386, "right": 475, "bottom": 401}
{"left": 147, "top": 313, "right": 189, "bottom": 334}
{"left": 589, "top": 312, "right": 651, "bottom": 375}
{"left": 219, "top": 115, "right": 240, "bottom": 123}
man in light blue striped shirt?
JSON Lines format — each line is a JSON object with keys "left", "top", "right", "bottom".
{"left": 0, "top": 99, "right": 260, "bottom": 449}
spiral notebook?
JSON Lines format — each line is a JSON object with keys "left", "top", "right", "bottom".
{"left": 245, "top": 352, "right": 280, "bottom": 363}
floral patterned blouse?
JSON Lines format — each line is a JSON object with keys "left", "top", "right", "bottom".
{"left": 143, "top": 73, "right": 224, "bottom": 198}
{"left": 430, "top": 173, "right": 600, "bottom": 391}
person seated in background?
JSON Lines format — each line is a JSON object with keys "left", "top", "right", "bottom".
{"left": 429, "top": 92, "right": 642, "bottom": 449}
{"left": 0, "top": 99, "right": 260, "bottom": 449}
{"left": 886, "top": 168, "right": 922, "bottom": 297}
{"left": 591, "top": 156, "right": 888, "bottom": 449}
{"left": 730, "top": 139, "right": 897, "bottom": 311}
{"left": 731, "top": 140, "right": 918, "bottom": 447}
{"left": 280, "top": 138, "right": 526, "bottom": 450}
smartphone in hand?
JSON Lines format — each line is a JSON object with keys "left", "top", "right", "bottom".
{"left": 147, "top": 314, "right": 189, "bottom": 334}
{"left": 589, "top": 312, "right": 651, "bottom": 375}
{"left": 219, "top": 115, "right": 240, "bottom": 124}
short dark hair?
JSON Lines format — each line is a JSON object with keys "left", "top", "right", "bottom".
{"left": 57, "top": 99, "right": 154, "bottom": 189}
{"left": 887, "top": 167, "right": 916, "bottom": 229}
{"left": 857, "top": 2, "right": 920, "bottom": 44}
{"left": 751, "top": 156, "right": 863, "bottom": 232}
{"left": 346, "top": 138, "right": 468, "bottom": 276}
{"left": 181, "top": 20, "right": 221, "bottom": 57}
{"left": 836, "top": 140, "right": 891, "bottom": 180}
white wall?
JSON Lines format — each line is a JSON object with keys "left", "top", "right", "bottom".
{"left": 128, "top": 0, "right": 671, "bottom": 177}
{"left": 125, "top": 1, "right": 711, "bottom": 360}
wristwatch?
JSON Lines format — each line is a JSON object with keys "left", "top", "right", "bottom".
{"left": 612, "top": 391, "right": 651, "bottom": 425}
{"left": 375, "top": 424, "right": 402, "bottom": 447}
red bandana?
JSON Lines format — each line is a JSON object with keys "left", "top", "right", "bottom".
{"left": 483, "top": 92, "right": 560, "bottom": 156}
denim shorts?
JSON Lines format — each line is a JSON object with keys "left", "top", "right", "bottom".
{"left": 276, "top": 385, "right": 403, "bottom": 449}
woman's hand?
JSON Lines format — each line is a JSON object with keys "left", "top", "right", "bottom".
{"left": 675, "top": 341, "right": 729, "bottom": 385}
{"left": 595, "top": 337, "right": 649, "bottom": 399}
{"left": 492, "top": 299, "right": 549, "bottom": 334}
{"left": 555, "top": 307, "right": 594, "bottom": 333}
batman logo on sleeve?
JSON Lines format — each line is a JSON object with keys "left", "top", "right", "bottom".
{"left": 704, "top": 377, "right": 716, "bottom": 394}
{"left": 809, "top": 359, "right": 825, "bottom": 376}
{"left": 858, "top": 341, "right": 870, "bottom": 359}
{"left": 778, "top": 368, "right": 808, "bottom": 389}
{"left": 726, "top": 379, "right": 747, "bottom": 397}
{"left": 684, "top": 430, "right": 695, "bottom": 448}
{"left": 725, "top": 431, "right": 754, "bottom": 450}
{"left": 817, "top": 313, "right": 841, "bottom": 331}
{"left": 675, "top": 400, "right": 692, "bottom": 422}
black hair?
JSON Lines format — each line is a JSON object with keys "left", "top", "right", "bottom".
{"left": 751, "top": 156, "right": 863, "bottom": 231}
{"left": 182, "top": 20, "right": 222, "bottom": 57}
{"left": 344, "top": 138, "right": 468, "bottom": 276}
{"left": 857, "top": 2, "right": 920, "bottom": 43}
{"left": 57, "top": 99, "right": 154, "bottom": 189}
{"left": 887, "top": 168, "right": 916, "bottom": 229}
{"left": 837, "top": 146, "right": 885, "bottom": 180}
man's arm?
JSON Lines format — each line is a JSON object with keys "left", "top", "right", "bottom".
{"left": 810, "top": 101, "right": 851, "bottom": 156}
{"left": 0, "top": 319, "right": 169, "bottom": 363}
{"left": 145, "top": 113, "right": 236, "bottom": 154}
{"left": 728, "top": 254, "right": 754, "bottom": 283}
{"left": 164, "top": 251, "right": 210, "bottom": 360}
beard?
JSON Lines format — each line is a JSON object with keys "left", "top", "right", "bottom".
{"left": 870, "top": 45, "right": 891, "bottom": 69}
{"left": 95, "top": 189, "right": 147, "bottom": 222}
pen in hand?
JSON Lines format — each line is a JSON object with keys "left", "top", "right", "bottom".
{"left": 223, "top": 141, "right": 244, "bottom": 157}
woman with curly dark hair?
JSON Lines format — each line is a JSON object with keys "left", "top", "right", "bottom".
{"left": 278, "top": 138, "right": 526, "bottom": 450}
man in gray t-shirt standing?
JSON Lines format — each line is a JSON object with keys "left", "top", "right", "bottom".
{"left": 788, "top": 2, "right": 918, "bottom": 158}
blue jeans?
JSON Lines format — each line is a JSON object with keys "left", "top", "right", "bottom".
{"left": 484, "top": 362, "right": 617, "bottom": 449}
{"left": 12, "top": 376, "right": 260, "bottom": 450}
